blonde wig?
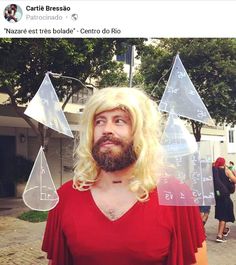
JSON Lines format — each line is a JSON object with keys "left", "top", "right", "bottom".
{"left": 73, "top": 87, "right": 163, "bottom": 201}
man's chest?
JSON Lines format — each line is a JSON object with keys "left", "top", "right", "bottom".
{"left": 61, "top": 195, "right": 172, "bottom": 264}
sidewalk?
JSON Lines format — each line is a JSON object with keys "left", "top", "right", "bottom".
{"left": 204, "top": 192, "right": 236, "bottom": 265}
{"left": 0, "top": 198, "right": 47, "bottom": 265}
{"left": 1, "top": 195, "right": 236, "bottom": 265}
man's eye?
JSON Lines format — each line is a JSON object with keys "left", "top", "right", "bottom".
{"left": 116, "top": 119, "right": 126, "bottom": 124}
{"left": 95, "top": 119, "right": 104, "bottom": 125}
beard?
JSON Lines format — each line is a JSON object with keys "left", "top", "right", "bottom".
{"left": 92, "top": 135, "right": 137, "bottom": 172}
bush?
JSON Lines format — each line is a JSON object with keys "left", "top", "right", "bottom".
{"left": 9, "top": 155, "right": 34, "bottom": 183}
{"left": 18, "top": 210, "right": 48, "bottom": 222}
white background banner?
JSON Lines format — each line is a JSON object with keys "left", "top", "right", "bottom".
{"left": 0, "top": 0, "right": 236, "bottom": 38}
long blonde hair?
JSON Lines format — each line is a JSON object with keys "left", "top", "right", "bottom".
{"left": 73, "top": 87, "right": 163, "bottom": 201}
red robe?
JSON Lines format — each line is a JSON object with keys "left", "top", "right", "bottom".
{"left": 42, "top": 180, "right": 205, "bottom": 265}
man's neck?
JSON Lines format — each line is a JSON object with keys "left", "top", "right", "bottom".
{"left": 96, "top": 165, "right": 134, "bottom": 190}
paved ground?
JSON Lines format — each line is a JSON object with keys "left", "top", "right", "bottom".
{"left": 0, "top": 198, "right": 47, "bottom": 265}
{"left": 1, "top": 195, "right": 236, "bottom": 265}
{"left": 205, "top": 197, "right": 236, "bottom": 265}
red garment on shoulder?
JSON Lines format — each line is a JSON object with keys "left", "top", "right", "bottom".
{"left": 42, "top": 181, "right": 205, "bottom": 265}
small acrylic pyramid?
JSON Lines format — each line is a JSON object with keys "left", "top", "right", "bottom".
{"left": 24, "top": 73, "right": 74, "bottom": 138}
{"left": 191, "top": 141, "right": 215, "bottom": 206}
{"left": 23, "top": 146, "right": 59, "bottom": 211}
{"left": 160, "top": 113, "right": 198, "bottom": 157}
{"left": 157, "top": 141, "right": 215, "bottom": 206}
{"left": 158, "top": 54, "right": 214, "bottom": 126}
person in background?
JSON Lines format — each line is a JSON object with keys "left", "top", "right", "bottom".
{"left": 228, "top": 161, "right": 236, "bottom": 176}
{"left": 42, "top": 87, "right": 207, "bottom": 265}
{"left": 213, "top": 157, "right": 236, "bottom": 243}
{"left": 199, "top": 206, "right": 211, "bottom": 226}
{"left": 199, "top": 160, "right": 211, "bottom": 228}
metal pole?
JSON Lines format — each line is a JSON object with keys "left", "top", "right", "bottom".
{"left": 47, "top": 72, "right": 90, "bottom": 93}
{"left": 60, "top": 137, "right": 63, "bottom": 187}
{"left": 129, "top": 45, "right": 134, "bottom": 88}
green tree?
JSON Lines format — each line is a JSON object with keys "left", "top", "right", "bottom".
{"left": 98, "top": 61, "right": 128, "bottom": 87}
{"left": 132, "top": 70, "right": 145, "bottom": 88}
{"left": 0, "top": 38, "right": 145, "bottom": 147}
{"left": 139, "top": 38, "right": 236, "bottom": 141}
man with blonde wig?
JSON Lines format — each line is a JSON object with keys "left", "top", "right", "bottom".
{"left": 42, "top": 87, "right": 207, "bottom": 265}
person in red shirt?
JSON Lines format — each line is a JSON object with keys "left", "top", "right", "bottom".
{"left": 213, "top": 157, "right": 236, "bottom": 242}
{"left": 42, "top": 87, "right": 207, "bottom": 265}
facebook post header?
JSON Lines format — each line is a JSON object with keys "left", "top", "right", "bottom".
{"left": 0, "top": 0, "right": 236, "bottom": 38}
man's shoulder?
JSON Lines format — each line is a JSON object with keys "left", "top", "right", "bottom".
{"left": 57, "top": 180, "right": 88, "bottom": 201}
{"left": 151, "top": 186, "right": 201, "bottom": 219}
{"left": 57, "top": 180, "right": 81, "bottom": 199}
{"left": 48, "top": 180, "right": 90, "bottom": 216}
{"left": 57, "top": 180, "right": 74, "bottom": 194}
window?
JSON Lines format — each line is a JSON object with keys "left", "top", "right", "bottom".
{"left": 229, "top": 130, "right": 234, "bottom": 143}
{"left": 116, "top": 46, "right": 134, "bottom": 66}
{"left": 116, "top": 54, "right": 125, "bottom": 62}
{"left": 72, "top": 86, "right": 93, "bottom": 104}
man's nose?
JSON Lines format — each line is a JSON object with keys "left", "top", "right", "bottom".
{"left": 102, "top": 121, "right": 114, "bottom": 135}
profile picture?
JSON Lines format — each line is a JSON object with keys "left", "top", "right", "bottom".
{"left": 4, "top": 4, "right": 23, "bottom": 23}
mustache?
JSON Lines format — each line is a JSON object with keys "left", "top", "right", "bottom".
{"left": 95, "top": 135, "right": 124, "bottom": 146}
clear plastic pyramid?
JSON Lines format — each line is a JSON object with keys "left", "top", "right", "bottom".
{"left": 24, "top": 73, "right": 74, "bottom": 138}
{"left": 160, "top": 113, "right": 198, "bottom": 157}
{"left": 158, "top": 54, "right": 214, "bottom": 126}
{"left": 191, "top": 141, "right": 215, "bottom": 206}
{"left": 23, "top": 146, "right": 59, "bottom": 211}
{"left": 157, "top": 141, "right": 215, "bottom": 206}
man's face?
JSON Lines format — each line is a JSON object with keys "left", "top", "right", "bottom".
{"left": 92, "top": 109, "right": 137, "bottom": 172}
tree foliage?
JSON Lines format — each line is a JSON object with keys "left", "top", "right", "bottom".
{"left": 139, "top": 38, "right": 236, "bottom": 140}
{"left": 0, "top": 38, "right": 145, "bottom": 147}
{"left": 0, "top": 38, "right": 145, "bottom": 102}
{"left": 98, "top": 61, "right": 128, "bottom": 87}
